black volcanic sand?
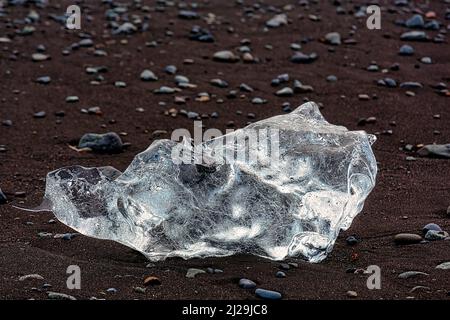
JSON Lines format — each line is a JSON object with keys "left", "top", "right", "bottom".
{"left": 0, "top": 0, "right": 450, "bottom": 300}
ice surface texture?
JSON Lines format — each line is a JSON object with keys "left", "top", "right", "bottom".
{"left": 34, "top": 102, "right": 377, "bottom": 262}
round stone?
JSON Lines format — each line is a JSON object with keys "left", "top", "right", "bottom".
{"left": 394, "top": 233, "right": 422, "bottom": 244}
{"left": 239, "top": 278, "right": 256, "bottom": 289}
{"left": 423, "top": 223, "right": 442, "bottom": 234}
{"left": 255, "top": 288, "right": 282, "bottom": 300}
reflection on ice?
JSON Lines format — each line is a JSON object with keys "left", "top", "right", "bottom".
{"left": 29, "top": 102, "right": 377, "bottom": 262}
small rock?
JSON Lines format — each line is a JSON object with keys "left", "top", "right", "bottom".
{"left": 358, "top": 94, "right": 370, "bottom": 101}
{"left": 399, "top": 45, "right": 414, "bottom": 56}
{"left": 0, "top": 188, "right": 7, "bottom": 204}
{"left": 33, "top": 111, "right": 46, "bottom": 118}
{"left": 38, "top": 232, "right": 52, "bottom": 238}
{"left": 425, "top": 230, "right": 449, "bottom": 241}
{"left": 154, "top": 86, "right": 176, "bottom": 94}
{"left": 143, "top": 276, "right": 161, "bottom": 286}
{"left": 401, "top": 31, "right": 428, "bottom": 41}
{"left": 239, "top": 278, "right": 256, "bottom": 289}
{"left": 140, "top": 70, "right": 158, "bottom": 81}
{"left": 436, "top": 262, "right": 450, "bottom": 270}
{"left": 114, "top": 81, "right": 126, "bottom": 88}
{"left": 255, "top": 288, "right": 282, "bottom": 300}
{"left": 106, "top": 288, "right": 117, "bottom": 293}
{"left": 178, "top": 10, "right": 199, "bottom": 20}
{"left": 405, "top": 14, "right": 424, "bottom": 28}
{"left": 78, "top": 132, "right": 123, "bottom": 153}
{"left": 35, "top": 76, "right": 51, "bottom": 84}
{"left": 346, "top": 235, "right": 359, "bottom": 246}
{"left": 276, "top": 271, "right": 286, "bottom": 278}
{"left": 134, "top": 287, "right": 146, "bottom": 293}
{"left": 164, "top": 65, "right": 177, "bottom": 75}
{"left": 423, "top": 223, "right": 442, "bottom": 234}
{"left": 325, "top": 32, "right": 341, "bottom": 45}
{"left": 290, "top": 52, "right": 318, "bottom": 64}
{"left": 417, "top": 144, "right": 450, "bottom": 159}
{"left": 275, "top": 87, "right": 293, "bottom": 97}
{"left": 47, "top": 292, "right": 76, "bottom": 300}
{"left": 65, "top": 96, "right": 79, "bottom": 103}
{"left": 251, "top": 97, "right": 266, "bottom": 105}
{"left": 210, "top": 79, "right": 228, "bottom": 88}
{"left": 326, "top": 75, "right": 337, "bottom": 82}
{"left": 266, "top": 14, "right": 288, "bottom": 28}
{"left": 213, "top": 50, "right": 239, "bottom": 63}
{"left": 31, "top": 53, "right": 49, "bottom": 62}
{"left": 394, "top": 233, "right": 422, "bottom": 244}
{"left": 19, "top": 274, "right": 44, "bottom": 281}
{"left": 186, "top": 268, "right": 206, "bottom": 278}
{"left": 346, "top": 290, "right": 358, "bottom": 298}
{"left": 398, "top": 271, "right": 429, "bottom": 279}
{"left": 420, "top": 57, "right": 432, "bottom": 64}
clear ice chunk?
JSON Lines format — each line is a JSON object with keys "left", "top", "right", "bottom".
{"left": 30, "top": 102, "right": 377, "bottom": 262}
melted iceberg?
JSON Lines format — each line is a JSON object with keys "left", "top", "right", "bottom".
{"left": 30, "top": 102, "right": 377, "bottom": 262}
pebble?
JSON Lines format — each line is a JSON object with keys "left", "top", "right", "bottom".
{"left": 114, "top": 81, "right": 126, "bottom": 88}
{"left": 400, "top": 82, "right": 423, "bottom": 89}
{"left": 33, "top": 111, "right": 46, "bottom": 118}
{"left": 239, "top": 278, "right": 256, "bottom": 289}
{"left": 405, "top": 14, "right": 424, "bottom": 28}
{"left": 420, "top": 57, "right": 432, "bottom": 64}
{"left": 47, "top": 292, "right": 76, "bottom": 300}
{"left": 65, "top": 96, "right": 79, "bottom": 103}
{"left": 447, "top": 205, "right": 450, "bottom": 217}
{"left": 35, "top": 76, "right": 51, "bottom": 84}
{"left": 255, "top": 288, "right": 282, "bottom": 300}
{"left": 358, "top": 94, "right": 370, "bottom": 101}
{"left": 326, "top": 75, "right": 337, "bottom": 82}
{"left": 346, "top": 290, "right": 358, "bottom": 298}
{"left": 394, "top": 233, "right": 422, "bottom": 244}
{"left": 417, "top": 144, "right": 450, "bottom": 158}
{"left": 112, "top": 22, "right": 137, "bottom": 35}
{"left": 425, "top": 230, "right": 449, "bottom": 241}
{"left": 346, "top": 235, "right": 359, "bottom": 245}
{"left": 213, "top": 50, "right": 239, "bottom": 62}
{"left": 279, "top": 263, "right": 290, "bottom": 270}
{"left": 19, "top": 274, "right": 44, "bottom": 281}
{"left": 325, "top": 32, "right": 341, "bottom": 45}
{"left": 154, "top": 86, "right": 176, "bottom": 94}
{"left": 143, "top": 275, "right": 161, "bottom": 286}
{"left": 398, "top": 271, "right": 429, "bottom": 279}
{"left": 78, "top": 132, "right": 123, "bottom": 153}
{"left": 400, "top": 31, "right": 428, "bottom": 41}
{"left": 266, "top": 14, "right": 288, "bottom": 28}
{"left": 106, "top": 288, "right": 117, "bottom": 293}
{"left": 276, "top": 271, "right": 286, "bottom": 278}
{"left": 186, "top": 268, "right": 206, "bottom": 278}
{"left": 178, "top": 10, "right": 199, "bottom": 20}
{"left": 399, "top": 44, "right": 414, "bottom": 56}
{"left": 436, "top": 262, "right": 450, "bottom": 270}
{"left": 290, "top": 52, "right": 318, "bottom": 64}
{"left": 210, "top": 78, "right": 228, "bottom": 88}
{"left": 140, "top": 69, "right": 158, "bottom": 81}
{"left": 0, "top": 188, "right": 6, "bottom": 204}
{"left": 251, "top": 97, "right": 266, "bottom": 105}
{"left": 31, "top": 53, "right": 49, "bottom": 62}
{"left": 423, "top": 223, "right": 442, "bottom": 234}
{"left": 275, "top": 87, "right": 293, "bottom": 97}
{"left": 134, "top": 287, "right": 146, "bottom": 293}
{"left": 164, "top": 65, "right": 177, "bottom": 75}
{"left": 240, "top": 83, "right": 253, "bottom": 92}
{"left": 38, "top": 232, "right": 53, "bottom": 238}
